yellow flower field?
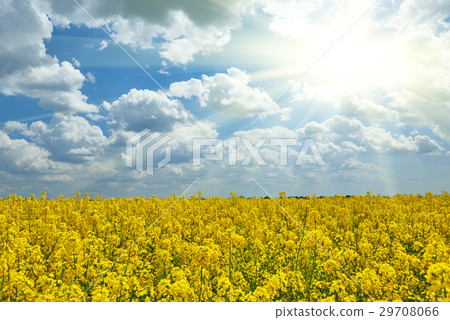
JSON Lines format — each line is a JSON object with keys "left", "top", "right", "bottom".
{"left": 0, "top": 191, "right": 449, "bottom": 302}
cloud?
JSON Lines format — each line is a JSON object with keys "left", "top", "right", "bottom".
{"left": 231, "top": 115, "right": 443, "bottom": 157}
{"left": 34, "top": 0, "right": 256, "bottom": 65}
{"left": 413, "top": 135, "right": 444, "bottom": 154}
{"left": 296, "top": 115, "right": 444, "bottom": 154}
{"left": 0, "top": 111, "right": 444, "bottom": 198}
{"left": 98, "top": 40, "right": 109, "bottom": 51}
{"left": 332, "top": 156, "right": 386, "bottom": 182}
{"left": 340, "top": 156, "right": 377, "bottom": 170}
{"left": 106, "top": 89, "right": 194, "bottom": 133}
{"left": 72, "top": 57, "right": 81, "bottom": 68}
{"left": 289, "top": 82, "right": 338, "bottom": 103}
{"left": 263, "top": 0, "right": 450, "bottom": 141}
{"left": 395, "top": 0, "right": 450, "bottom": 27}
{"left": 158, "top": 10, "right": 232, "bottom": 65}
{"left": 169, "top": 68, "right": 290, "bottom": 119}
{"left": 261, "top": 0, "right": 374, "bottom": 42}
{"left": 118, "top": 120, "right": 219, "bottom": 169}
{"left": 103, "top": 11, "right": 232, "bottom": 65}
{"left": 0, "top": 125, "right": 118, "bottom": 196}
{"left": 86, "top": 72, "right": 95, "bottom": 83}
{"left": 0, "top": 131, "right": 53, "bottom": 174}
{"left": 1, "top": 61, "right": 97, "bottom": 113}
{"left": 35, "top": 0, "right": 251, "bottom": 27}
{"left": 5, "top": 114, "right": 108, "bottom": 163}
{"left": 333, "top": 95, "right": 401, "bottom": 123}
{"left": 104, "top": 87, "right": 219, "bottom": 168}
{"left": 0, "top": 0, "right": 97, "bottom": 113}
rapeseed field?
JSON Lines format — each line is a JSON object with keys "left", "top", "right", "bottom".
{"left": 0, "top": 191, "right": 448, "bottom": 302}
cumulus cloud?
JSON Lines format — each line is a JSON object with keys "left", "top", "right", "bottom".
{"left": 34, "top": 0, "right": 256, "bottom": 65}
{"left": 106, "top": 89, "right": 194, "bottom": 133}
{"left": 0, "top": 131, "right": 53, "bottom": 174}
{"left": 394, "top": 0, "right": 450, "bottom": 28}
{"left": 134, "top": 120, "right": 220, "bottom": 169}
{"left": 231, "top": 115, "right": 443, "bottom": 159}
{"left": 103, "top": 88, "right": 218, "bottom": 169}
{"left": 0, "top": 0, "right": 97, "bottom": 113}
{"left": 340, "top": 157, "right": 377, "bottom": 170}
{"left": 296, "top": 115, "right": 444, "bottom": 154}
{"left": 170, "top": 68, "right": 290, "bottom": 119}
{"left": 333, "top": 95, "right": 401, "bottom": 124}
{"left": 5, "top": 114, "right": 108, "bottom": 163}
{"left": 0, "top": 125, "right": 121, "bottom": 197}
{"left": 332, "top": 156, "right": 386, "bottom": 182}
{"left": 158, "top": 11, "right": 232, "bottom": 65}
{"left": 2, "top": 61, "right": 97, "bottom": 113}
{"left": 35, "top": 0, "right": 250, "bottom": 27}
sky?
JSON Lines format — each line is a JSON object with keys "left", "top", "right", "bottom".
{"left": 0, "top": 0, "right": 449, "bottom": 199}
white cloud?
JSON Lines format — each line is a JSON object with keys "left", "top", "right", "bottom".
{"left": 233, "top": 115, "right": 443, "bottom": 157}
{"left": 296, "top": 115, "right": 444, "bottom": 154}
{"left": 0, "top": 124, "right": 120, "bottom": 197}
{"left": 34, "top": 0, "right": 257, "bottom": 65}
{"left": 155, "top": 121, "right": 219, "bottom": 167}
{"left": 107, "top": 89, "right": 194, "bottom": 133}
{"left": 2, "top": 61, "right": 97, "bottom": 113}
{"left": 105, "top": 87, "right": 219, "bottom": 167}
{"left": 289, "top": 82, "right": 338, "bottom": 103}
{"left": 169, "top": 79, "right": 205, "bottom": 100}
{"left": 5, "top": 114, "right": 108, "bottom": 163}
{"left": 35, "top": 0, "right": 251, "bottom": 27}
{"left": 0, "top": 131, "right": 53, "bottom": 174}
{"left": 261, "top": 0, "right": 374, "bottom": 43}
{"left": 158, "top": 11, "right": 232, "bottom": 65}
{"left": 108, "top": 11, "right": 233, "bottom": 65}
{"left": 340, "top": 157, "right": 375, "bottom": 170}
{"left": 332, "top": 156, "right": 386, "bottom": 182}
{"left": 72, "top": 57, "right": 81, "bottom": 68}
{"left": 413, "top": 135, "right": 444, "bottom": 154}
{"left": 170, "top": 68, "right": 290, "bottom": 119}
{"left": 0, "top": 0, "right": 97, "bottom": 113}
{"left": 333, "top": 95, "right": 401, "bottom": 123}
{"left": 395, "top": 0, "right": 450, "bottom": 28}
{"left": 86, "top": 72, "right": 95, "bottom": 83}
{"left": 98, "top": 39, "right": 109, "bottom": 51}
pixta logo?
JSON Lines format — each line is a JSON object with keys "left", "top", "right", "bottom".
{"left": 192, "top": 138, "right": 325, "bottom": 166}
{"left": 126, "top": 130, "right": 325, "bottom": 176}
{"left": 126, "top": 129, "right": 172, "bottom": 175}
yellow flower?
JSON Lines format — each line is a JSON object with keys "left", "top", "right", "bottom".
{"left": 0, "top": 191, "right": 448, "bottom": 301}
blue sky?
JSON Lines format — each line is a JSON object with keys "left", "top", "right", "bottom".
{"left": 0, "top": 0, "right": 449, "bottom": 198}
